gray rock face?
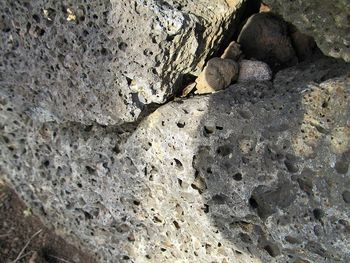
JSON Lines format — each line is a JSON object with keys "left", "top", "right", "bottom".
{"left": 0, "top": 0, "right": 242, "bottom": 125}
{"left": 0, "top": 74, "right": 259, "bottom": 263}
{"left": 2, "top": 56, "right": 350, "bottom": 262}
{"left": 1, "top": 1, "right": 350, "bottom": 262}
{"left": 264, "top": 0, "right": 350, "bottom": 62}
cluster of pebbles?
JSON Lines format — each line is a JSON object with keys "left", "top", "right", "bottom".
{"left": 184, "top": 11, "right": 318, "bottom": 96}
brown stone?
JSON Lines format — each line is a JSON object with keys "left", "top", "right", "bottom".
{"left": 289, "top": 25, "right": 318, "bottom": 61}
{"left": 221, "top": 41, "right": 242, "bottom": 61}
{"left": 195, "top": 58, "right": 239, "bottom": 94}
{"left": 237, "top": 12, "right": 297, "bottom": 71}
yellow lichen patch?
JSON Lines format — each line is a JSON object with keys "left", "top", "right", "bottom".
{"left": 291, "top": 136, "right": 314, "bottom": 158}
{"left": 292, "top": 78, "right": 350, "bottom": 157}
{"left": 238, "top": 138, "right": 255, "bottom": 154}
{"left": 330, "top": 126, "right": 350, "bottom": 154}
{"left": 144, "top": 110, "right": 162, "bottom": 129}
{"left": 43, "top": 9, "right": 52, "bottom": 21}
{"left": 66, "top": 8, "right": 76, "bottom": 21}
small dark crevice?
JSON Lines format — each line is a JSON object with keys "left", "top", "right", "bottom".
{"left": 210, "top": 0, "right": 261, "bottom": 59}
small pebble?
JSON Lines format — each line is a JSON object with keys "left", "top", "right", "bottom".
{"left": 195, "top": 58, "right": 239, "bottom": 94}
{"left": 238, "top": 59, "right": 272, "bottom": 82}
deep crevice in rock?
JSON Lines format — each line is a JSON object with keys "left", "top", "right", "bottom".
{"left": 211, "top": 0, "right": 262, "bottom": 59}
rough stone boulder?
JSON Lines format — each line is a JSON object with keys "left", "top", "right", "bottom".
{"left": 264, "top": 0, "right": 350, "bottom": 62}
{"left": 2, "top": 55, "right": 349, "bottom": 262}
{"left": 0, "top": 0, "right": 243, "bottom": 125}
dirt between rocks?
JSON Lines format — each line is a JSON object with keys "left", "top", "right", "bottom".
{"left": 0, "top": 181, "right": 95, "bottom": 263}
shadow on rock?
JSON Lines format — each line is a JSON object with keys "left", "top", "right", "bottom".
{"left": 193, "top": 56, "right": 350, "bottom": 262}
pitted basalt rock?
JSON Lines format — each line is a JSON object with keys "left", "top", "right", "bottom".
{"left": 191, "top": 71, "right": 350, "bottom": 263}
{"left": 264, "top": 0, "right": 350, "bottom": 62}
{"left": 1, "top": 56, "right": 349, "bottom": 262}
{"left": 0, "top": 0, "right": 243, "bottom": 125}
{"left": 1, "top": 1, "right": 350, "bottom": 262}
{"left": 0, "top": 86, "right": 259, "bottom": 263}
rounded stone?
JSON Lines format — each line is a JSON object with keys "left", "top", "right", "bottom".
{"left": 195, "top": 58, "right": 239, "bottom": 94}
{"left": 237, "top": 12, "right": 297, "bottom": 71}
{"left": 238, "top": 60, "right": 272, "bottom": 82}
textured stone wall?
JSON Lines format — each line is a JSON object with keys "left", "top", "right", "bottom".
{"left": 264, "top": 0, "right": 350, "bottom": 62}
{"left": 1, "top": 1, "right": 350, "bottom": 262}
{"left": 2, "top": 56, "right": 349, "bottom": 262}
{"left": 0, "top": 0, "right": 242, "bottom": 125}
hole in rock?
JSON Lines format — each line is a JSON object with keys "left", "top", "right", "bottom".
{"left": 118, "top": 42, "right": 128, "bottom": 51}
{"left": 249, "top": 196, "right": 258, "bottom": 209}
{"left": 191, "top": 183, "right": 203, "bottom": 194}
{"left": 173, "top": 158, "right": 184, "bottom": 170}
{"left": 202, "top": 204, "right": 209, "bottom": 213}
{"left": 313, "top": 208, "right": 325, "bottom": 221}
{"left": 83, "top": 211, "right": 93, "bottom": 220}
{"left": 85, "top": 165, "right": 96, "bottom": 174}
{"left": 173, "top": 220, "right": 180, "bottom": 229}
{"left": 233, "top": 172, "right": 243, "bottom": 181}
{"left": 177, "top": 121, "right": 185, "bottom": 128}
{"left": 263, "top": 243, "right": 280, "bottom": 257}
{"left": 204, "top": 125, "right": 215, "bottom": 136}
{"left": 217, "top": 144, "right": 232, "bottom": 156}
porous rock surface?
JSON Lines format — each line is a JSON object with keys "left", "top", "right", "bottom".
{"left": 0, "top": 0, "right": 244, "bottom": 125}
{"left": 1, "top": 55, "right": 350, "bottom": 262}
{"left": 238, "top": 60, "right": 272, "bottom": 82}
{"left": 264, "top": 0, "right": 350, "bottom": 62}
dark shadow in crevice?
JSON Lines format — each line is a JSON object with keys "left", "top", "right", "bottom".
{"left": 210, "top": 0, "right": 261, "bottom": 60}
